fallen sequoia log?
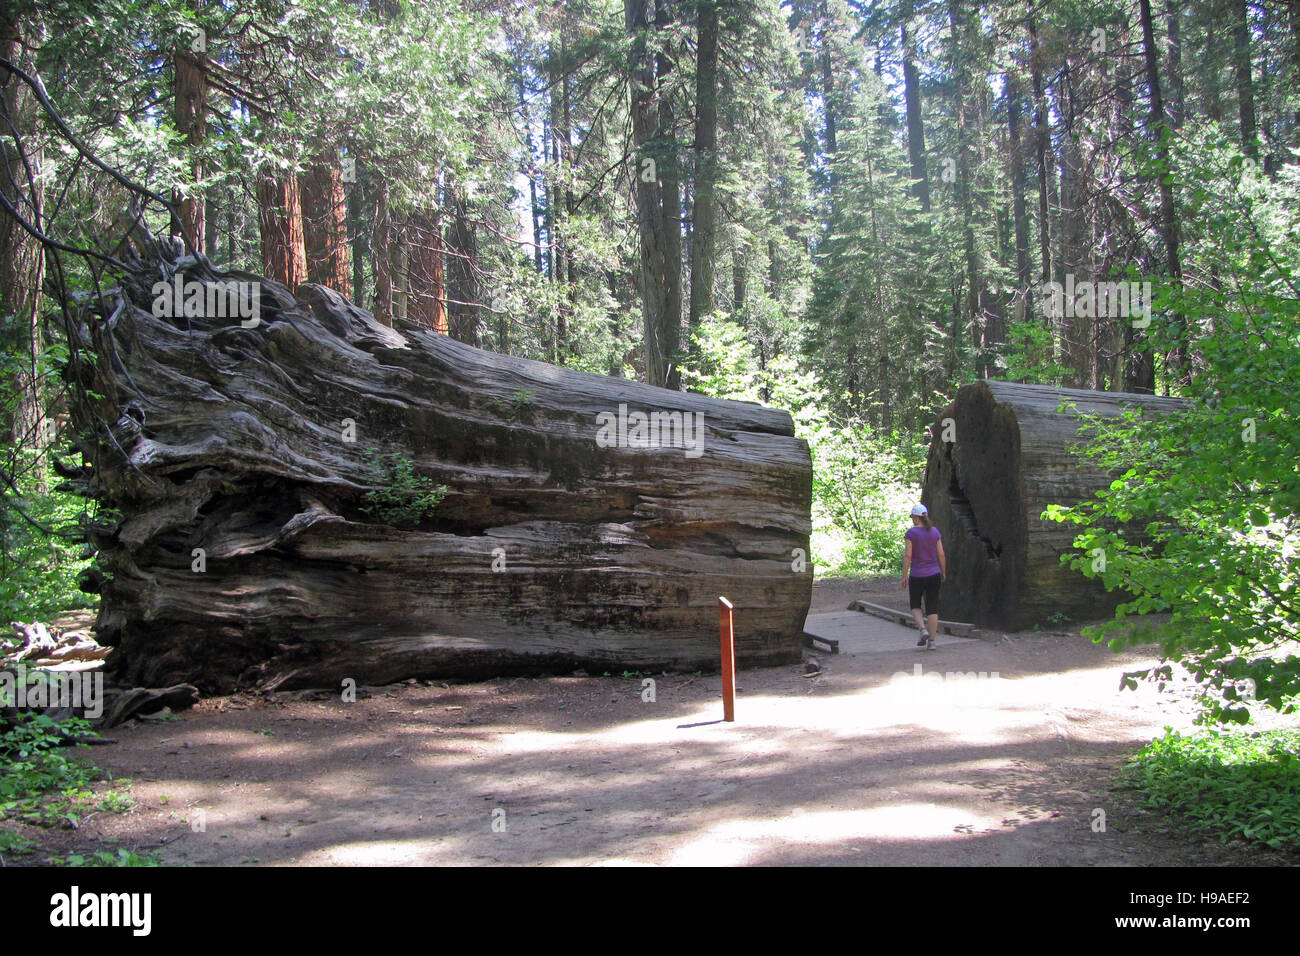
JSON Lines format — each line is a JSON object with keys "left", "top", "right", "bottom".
{"left": 921, "top": 381, "right": 1186, "bottom": 631}
{"left": 59, "top": 252, "right": 812, "bottom": 691}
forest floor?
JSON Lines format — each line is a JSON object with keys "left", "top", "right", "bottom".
{"left": 8, "top": 576, "right": 1296, "bottom": 867}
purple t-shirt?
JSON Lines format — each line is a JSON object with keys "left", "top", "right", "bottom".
{"left": 905, "top": 525, "right": 943, "bottom": 578}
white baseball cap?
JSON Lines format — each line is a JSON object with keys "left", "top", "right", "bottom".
{"left": 910, "top": 504, "right": 929, "bottom": 517}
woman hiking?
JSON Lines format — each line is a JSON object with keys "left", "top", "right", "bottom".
{"left": 900, "top": 503, "right": 946, "bottom": 650}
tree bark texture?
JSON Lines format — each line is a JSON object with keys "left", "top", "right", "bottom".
{"left": 921, "top": 381, "right": 1185, "bottom": 630}
{"left": 64, "top": 253, "right": 813, "bottom": 692}
{"left": 256, "top": 172, "right": 308, "bottom": 290}
{"left": 299, "top": 149, "right": 352, "bottom": 296}
{"left": 0, "top": 7, "right": 46, "bottom": 447}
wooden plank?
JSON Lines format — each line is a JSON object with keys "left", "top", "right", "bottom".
{"left": 846, "top": 600, "right": 983, "bottom": 639}
{"left": 803, "top": 631, "right": 839, "bottom": 654}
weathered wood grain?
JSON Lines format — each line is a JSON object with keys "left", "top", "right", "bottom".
{"left": 63, "top": 255, "right": 813, "bottom": 691}
{"left": 921, "top": 381, "right": 1185, "bottom": 630}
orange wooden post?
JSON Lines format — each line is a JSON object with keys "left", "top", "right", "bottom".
{"left": 718, "top": 596, "right": 735, "bottom": 722}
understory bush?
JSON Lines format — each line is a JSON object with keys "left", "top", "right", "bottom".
{"left": 1123, "top": 727, "right": 1300, "bottom": 851}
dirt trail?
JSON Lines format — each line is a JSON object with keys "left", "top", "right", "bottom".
{"left": 14, "top": 578, "right": 1294, "bottom": 866}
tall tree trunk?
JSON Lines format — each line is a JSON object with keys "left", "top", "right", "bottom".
{"left": 1059, "top": 133, "right": 1091, "bottom": 388}
{"left": 1007, "top": 72, "right": 1031, "bottom": 294}
{"left": 549, "top": 33, "right": 571, "bottom": 363}
{"left": 900, "top": 12, "right": 930, "bottom": 212}
{"left": 542, "top": 110, "right": 554, "bottom": 284}
{"left": 626, "top": 0, "right": 681, "bottom": 389}
{"left": 300, "top": 149, "right": 353, "bottom": 295}
{"left": 256, "top": 173, "right": 308, "bottom": 291}
{"left": 1231, "top": 0, "right": 1258, "bottom": 159}
{"left": 226, "top": 202, "right": 235, "bottom": 265}
{"left": 205, "top": 187, "right": 219, "bottom": 261}
{"left": 173, "top": 5, "right": 206, "bottom": 252}
{"left": 407, "top": 207, "right": 447, "bottom": 334}
{"left": 819, "top": 0, "right": 837, "bottom": 197}
{"left": 445, "top": 182, "right": 480, "bottom": 346}
{"left": 517, "top": 68, "right": 544, "bottom": 275}
{"left": 0, "top": 8, "right": 46, "bottom": 448}
{"left": 656, "top": 0, "right": 682, "bottom": 389}
{"left": 688, "top": 0, "right": 719, "bottom": 347}
{"left": 561, "top": 36, "right": 577, "bottom": 340}
{"left": 1003, "top": 66, "right": 1029, "bottom": 376}
{"left": 373, "top": 179, "right": 393, "bottom": 326}
{"left": 948, "top": 0, "right": 981, "bottom": 375}
{"left": 1139, "top": 0, "right": 1187, "bottom": 385}
{"left": 1029, "top": 18, "right": 1051, "bottom": 290}
{"left": 732, "top": 233, "right": 747, "bottom": 317}
{"left": 392, "top": 216, "right": 409, "bottom": 324}
{"left": 347, "top": 156, "right": 369, "bottom": 309}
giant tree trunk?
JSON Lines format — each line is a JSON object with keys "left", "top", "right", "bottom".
{"left": 0, "top": 8, "right": 46, "bottom": 448}
{"left": 921, "top": 381, "right": 1185, "bottom": 630}
{"left": 1230, "top": 0, "right": 1258, "bottom": 159}
{"left": 688, "top": 0, "right": 719, "bottom": 344}
{"left": 172, "top": 15, "right": 206, "bottom": 251}
{"left": 64, "top": 252, "right": 813, "bottom": 693}
{"left": 1139, "top": 0, "right": 1186, "bottom": 384}
{"left": 444, "top": 182, "right": 481, "bottom": 346}
{"left": 299, "top": 149, "right": 352, "bottom": 295}
{"left": 256, "top": 173, "right": 308, "bottom": 290}
{"left": 406, "top": 208, "right": 446, "bottom": 334}
{"left": 901, "top": 13, "right": 930, "bottom": 212}
{"left": 626, "top": 0, "right": 682, "bottom": 390}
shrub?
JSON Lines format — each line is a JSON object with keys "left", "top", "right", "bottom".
{"left": 1123, "top": 727, "right": 1300, "bottom": 851}
{"left": 360, "top": 451, "right": 448, "bottom": 529}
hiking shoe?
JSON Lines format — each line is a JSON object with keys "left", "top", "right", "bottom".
{"left": 916, "top": 629, "right": 930, "bottom": 647}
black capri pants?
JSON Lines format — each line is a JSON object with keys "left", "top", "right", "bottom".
{"left": 908, "top": 573, "right": 941, "bottom": 616}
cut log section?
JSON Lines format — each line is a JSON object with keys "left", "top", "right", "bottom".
{"left": 61, "top": 254, "right": 813, "bottom": 691}
{"left": 921, "top": 381, "right": 1186, "bottom": 631}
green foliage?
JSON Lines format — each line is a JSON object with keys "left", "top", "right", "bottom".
{"left": 0, "top": 712, "right": 97, "bottom": 811}
{"left": 684, "top": 316, "right": 925, "bottom": 574}
{"left": 96, "top": 790, "right": 134, "bottom": 813}
{"left": 0, "top": 708, "right": 153, "bottom": 863}
{"left": 0, "top": 317, "right": 95, "bottom": 626}
{"left": 483, "top": 389, "right": 539, "bottom": 423}
{"left": 1002, "top": 320, "right": 1070, "bottom": 386}
{"left": 360, "top": 452, "right": 448, "bottom": 530}
{"left": 1123, "top": 728, "right": 1300, "bottom": 851}
{"left": 1044, "top": 135, "right": 1300, "bottom": 724}
{"left": 0, "top": 829, "right": 35, "bottom": 858}
{"left": 0, "top": 709, "right": 98, "bottom": 824}
{"left": 810, "top": 426, "right": 927, "bottom": 576}
{"left": 47, "top": 848, "right": 162, "bottom": 867}
{"left": 0, "top": 456, "right": 96, "bottom": 626}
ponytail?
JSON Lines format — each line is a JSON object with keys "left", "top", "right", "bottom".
{"left": 922, "top": 515, "right": 932, "bottom": 530}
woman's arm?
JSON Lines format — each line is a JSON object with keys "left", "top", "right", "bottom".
{"left": 901, "top": 538, "right": 913, "bottom": 589}
{"left": 936, "top": 539, "right": 947, "bottom": 580}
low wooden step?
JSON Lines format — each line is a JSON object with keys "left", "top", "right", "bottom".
{"left": 846, "top": 599, "right": 983, "bottom": 640}
{"left": 803, "top": 631, "right": 840, "bottom": 654}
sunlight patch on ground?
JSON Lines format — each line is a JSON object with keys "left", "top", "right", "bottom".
{"left": 492, "top": 658, "right": 1189, "bottom": 758}
{"left": 304, "top": 838, "right": 433, "bottom": 866}
{"left": 666, "top": 803, "right": 1001, "bottom": 865}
